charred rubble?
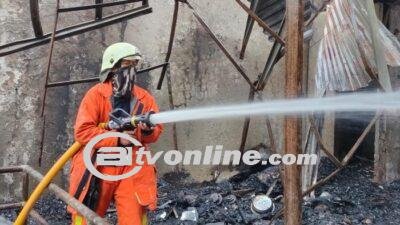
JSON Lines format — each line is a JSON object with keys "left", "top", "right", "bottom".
{"left": 148, "top": 158, "right": 400, "bottom": 225}
{"left": 1, "top": 158, "right": 400, "bottom": 225}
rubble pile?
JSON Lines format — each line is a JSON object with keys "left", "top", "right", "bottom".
{"left": 1, "top": 158, "right": 400, "bottom": 225}
{"left": 149, "top": 158, "right": 400, "bottom": 225}
{"left": 149, "top": 165, "right": 282, "bottom": 225}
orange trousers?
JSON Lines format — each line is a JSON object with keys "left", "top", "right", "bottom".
{"left": 71, "top": 164, "right": 156, "bottom": 225}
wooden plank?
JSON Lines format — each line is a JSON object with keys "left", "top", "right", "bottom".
{"left": 283, "top": 0, "right": 304, "bottom": 224}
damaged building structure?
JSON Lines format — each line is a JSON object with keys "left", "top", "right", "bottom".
{"left": 1, "top": 0, "right": 400, "bottom": 224}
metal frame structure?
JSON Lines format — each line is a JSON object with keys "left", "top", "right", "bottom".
{"left": 0, "top": 1, "right": 152, "bottom": 57}
{"left": 0, "top": 0, "right": 390, "bottom": 224}
{"left": 0, "top": 165, "right": 111, "bottom": 225}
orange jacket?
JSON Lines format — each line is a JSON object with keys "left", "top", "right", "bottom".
{"left": 68, "top": 81, "right": 163, "bottom": 214}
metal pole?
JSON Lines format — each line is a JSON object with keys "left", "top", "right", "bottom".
{"left": 40, "top": 0, "right": 60, "bottom": 117}
{"left": 236, "top": 0, "right": 286, "bottom": 46}
{"left": 0, "top": 202, "right": 24, "bottom": 210}
{"left": 29, "top": 0, "right": 44, "bottom": 37}
{"left": 58, "top": 0, "right": 141, "bottom": 12}
{"left": 165, "top": 67, "right": 180, "bottom": 171}
{"left": 238, "top": 0, "right": 258, "bottom": 59}
{"left": 21, "top": 165, "right": 111, "bottom": 225}
{"left": 283, "top": 0, "right": 303, "bottom": 225}
{"left": 157, "top": 0, "right": 179, "bottom": 90}
{"left": 95, "top": 0, "right": 103, "bottom": 20}
{"left": 46, "top": 62, "right": 169, "bottom": 88}
{"left": 238, "top": 88, "right": 255, "bottom": 155}
{"left": 185, "top": 1, "right": 256, "bottom": 91}
{"left": 29, "top": 210, "right": 50, "bottom": 225}
{"left": 38, "top": 0, "right": 60, "bottom": 166}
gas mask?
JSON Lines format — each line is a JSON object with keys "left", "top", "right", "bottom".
{"left": 111, "top": 66, "right": 136, "bottom": 99}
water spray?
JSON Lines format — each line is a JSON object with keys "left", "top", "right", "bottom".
{"left": 149, "top": 91, "right": 400, "bottom": 125}
{"left": 106, "top": 91, "right": 400, "bottom": 130}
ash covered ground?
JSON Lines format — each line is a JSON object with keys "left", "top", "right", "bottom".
{"left": 1, "top": 158, "right": 400, "bottom": 225}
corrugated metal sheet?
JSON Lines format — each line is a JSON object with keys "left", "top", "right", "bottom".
{"left": 240, "top": 0, "right": 313, "bottom": 89}
{"left": 249, "top": 0, "right": 312, "bottom": 34}
{"left": 315, "top": 0, "right": 400, "bottom": 95}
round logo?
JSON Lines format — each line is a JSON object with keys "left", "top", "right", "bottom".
{"left": 83, "top": 132, "right": 143, "bottom": 181}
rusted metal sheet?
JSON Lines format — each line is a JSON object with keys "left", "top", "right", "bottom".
{"left": 315, "top": 0, "right": 400, "bottom": 95}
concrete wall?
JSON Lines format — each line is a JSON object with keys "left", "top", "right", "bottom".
{"left": 0, "top": 0, "right": 289, "bottom": 201}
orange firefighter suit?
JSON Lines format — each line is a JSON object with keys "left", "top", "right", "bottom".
{"left": 68, "top": 81, "right": 163, "bottom": 225}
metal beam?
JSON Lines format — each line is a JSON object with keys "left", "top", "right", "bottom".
{"left": 29, "top": 209, "right": 50, "bottom": 225}
{"left": 0, "top": 165, "right": 111, "bottom": 224}
{"left": 305, "top": 0, "right": 330, "bottom": 27}
{"left": 308, "top": 116, "right": 343, "bottom": 167}
{"left": 239, "top": 0, "right": 258, "bottom": 59}
{"left": 236, "top": 0, "right": 286, "bottom": 46}
{"left": 0, "top": 166, "right": 23, "bottom": 173}
{"left": 29, "top": 0, "right": 43, "bottom": 37}
{"left": 258, "top": 18, "right": 286, "bottom": 90}
{"left": 283, "top": 1, "right": 303, "bottom": 225}
{"left": 38, "top": 0, "right": 60, "bottom": 166}
{"left": 0, "top": 202, "right": 24, "bottom": 210}
{"left": 185, "top": 1, "right": 256, "bottom": 91}
{"left": 21, "top": 165, "right": 111, "bottom": 225}
{"left": 41, "top": 0, "right": 60, "bottom": 117}
{"left": 58, "top": 0, "right": 141, "bottom": 13}
{"left": 95, "top": 0, "right": 103, "bottom": 20}
{"left": 238, "top": 88, "right": 256, "bottom": 155}
{"left": 46, "top": 63, "right": 168, "bottom": 88}
{"left": 0, "top": 6, "right": 152, "bottom": 57}
{"left": 342, "top": 113, "right": 380, "bottom": 165}
{"left": 157, "top": 0, "right": 180, "bottom": 90}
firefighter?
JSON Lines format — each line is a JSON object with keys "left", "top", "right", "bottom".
{"left": 68, "top": 42, "right": 163, "bottom": 225}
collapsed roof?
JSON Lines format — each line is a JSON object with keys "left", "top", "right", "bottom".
{"left": 315, "top": 0, "right": 400, "bottom": 95}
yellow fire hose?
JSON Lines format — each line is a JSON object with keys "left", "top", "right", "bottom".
{"left": 14, "top": 123, "right": 107, "bottom": 225}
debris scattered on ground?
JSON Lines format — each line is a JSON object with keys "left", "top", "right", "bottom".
{"left": 1, "top": 158, "right": 400, "bottom": 225}
{"left": 180, "top": 207, "right": 199, "bottom": 222}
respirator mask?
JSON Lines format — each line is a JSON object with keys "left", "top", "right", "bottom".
{"left": 111, "top": 66, "right": 136, "bottom": 99}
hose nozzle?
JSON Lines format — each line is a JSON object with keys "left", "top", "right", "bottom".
{"left": 131, "top": 111, "right": 155, "bottom": 128}
{"left": 107, "top": 108, "right": 155, "bottom": 131}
